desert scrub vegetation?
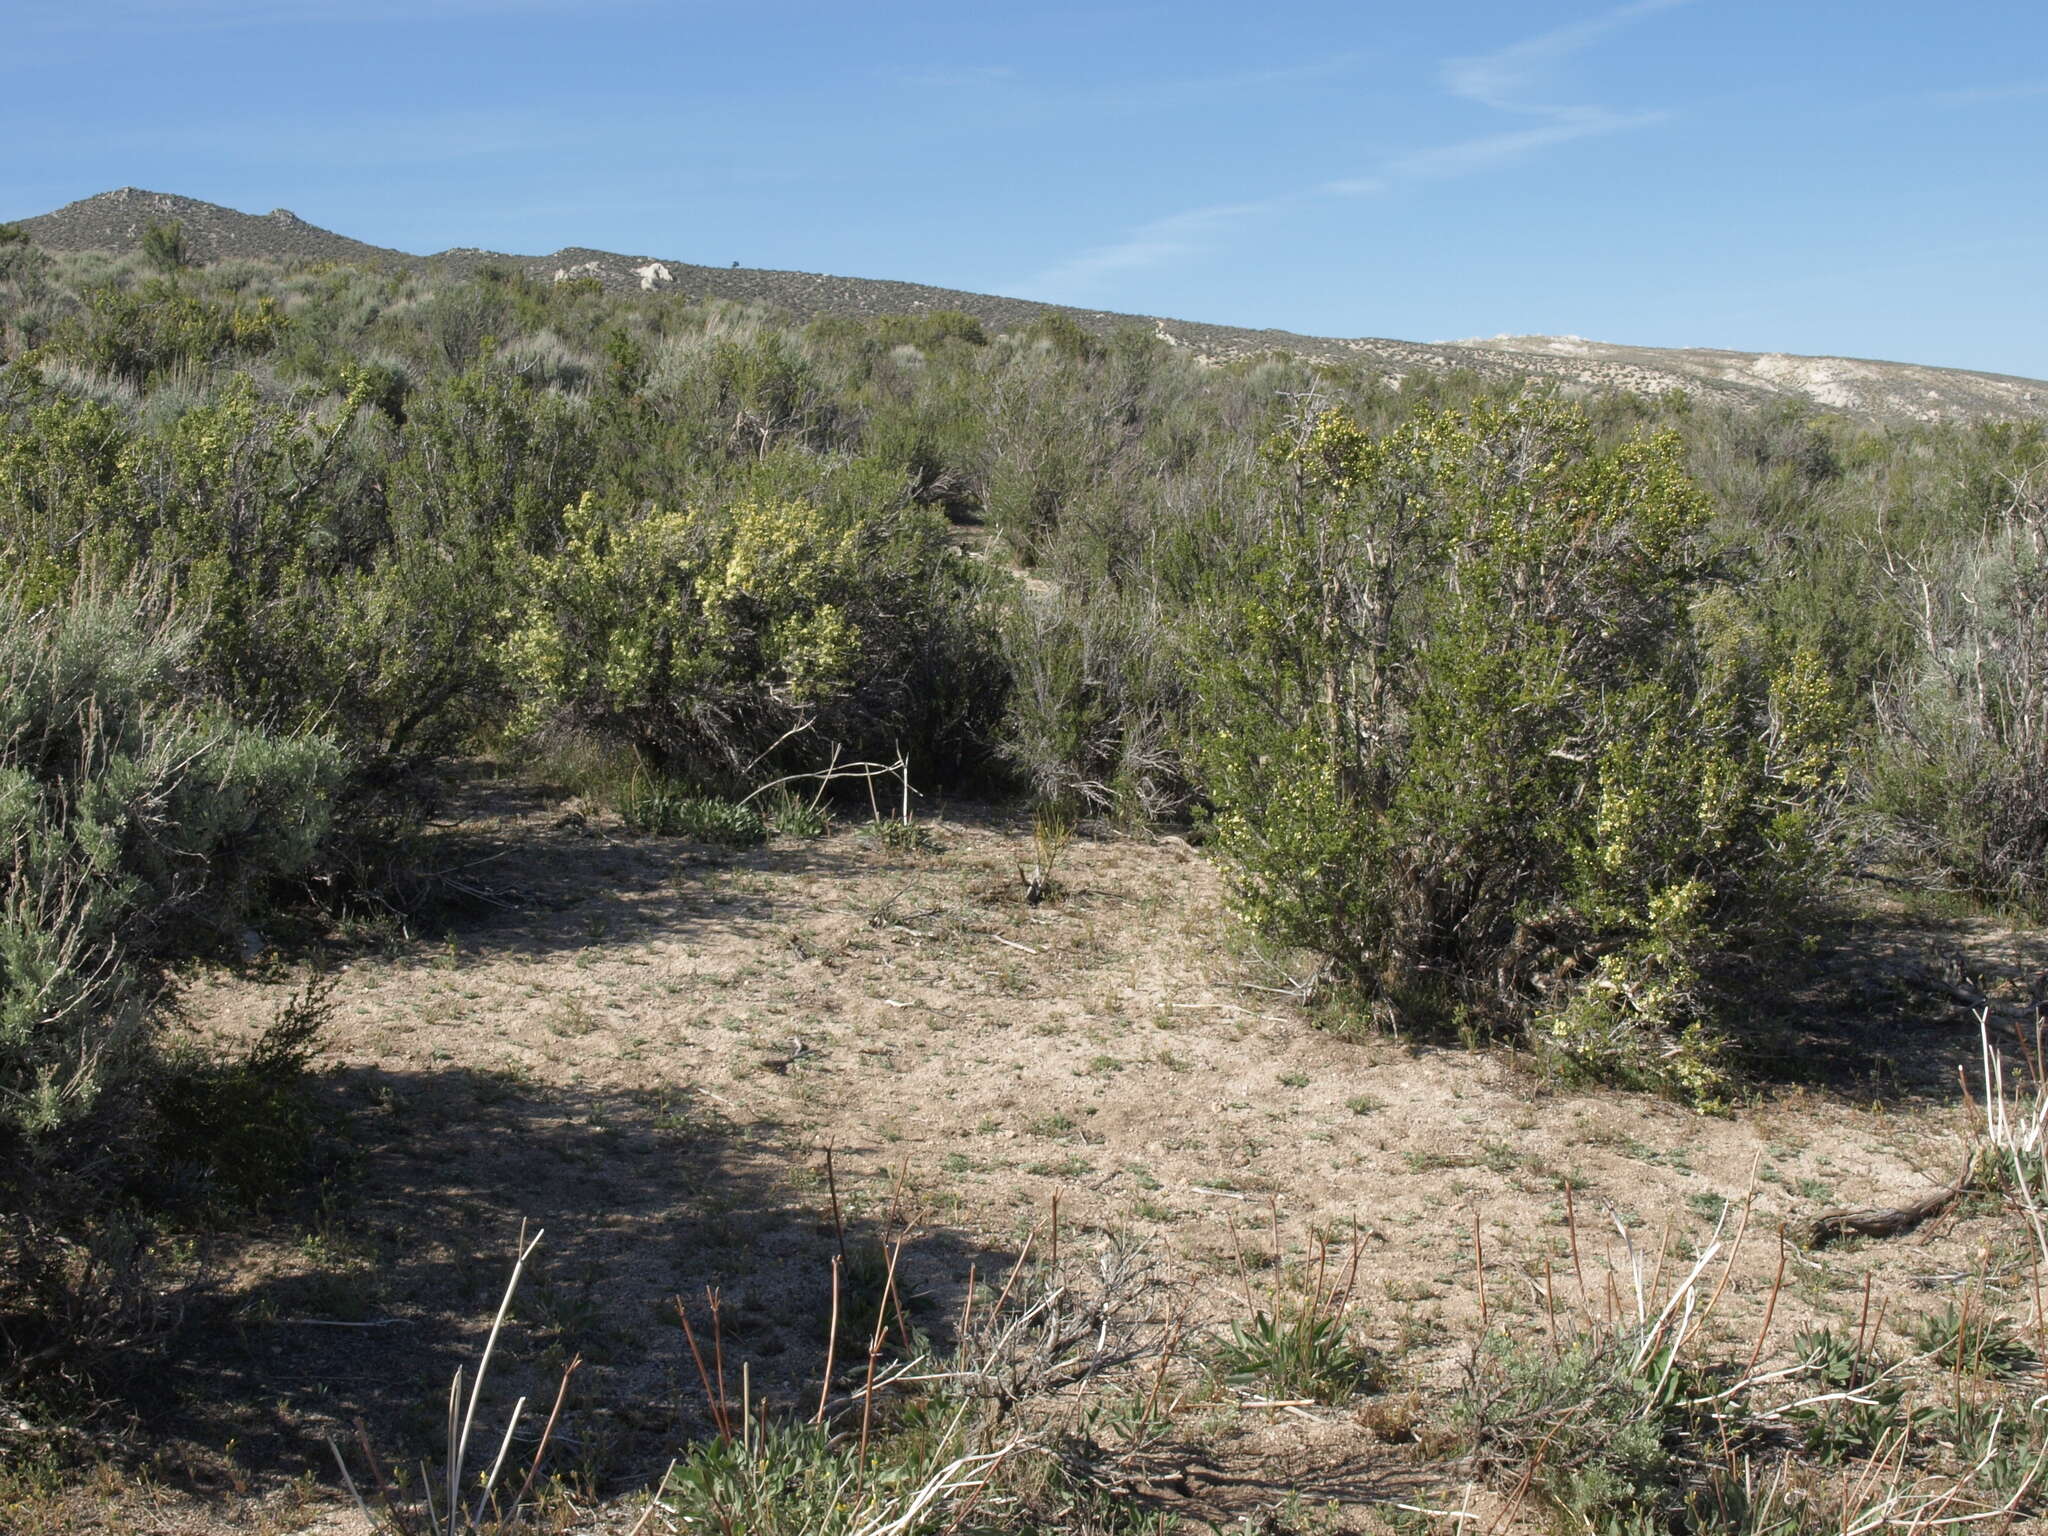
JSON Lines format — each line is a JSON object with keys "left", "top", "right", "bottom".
{"left": 9, "top": 226, "right": 2048, "bottom": 1514}
{"left": 0, "top": 585, "right": 344, "bottom": 1439}
{"left": 1866, "top": 458, "right": 2048, "bottom": 911}
{"left": 1424, "top": 1017, "right": 2048, "bottom": 1534}
{"left": 0, "top": 240, "right": 2041, "bottom": 1081}
{"left": 505, "top": 487, "right": 1004, "bottom": 787}
{"left": 336, "top": 1217, "right": 1191, "bottom": 1536}
{"left": 1452, "top": 1305, "right": 2048, "bottom": 1534}
{"left": 0, "top": 235, "right": 2043, "bottom": 1076}
{"left": 306, "top": 1136, "right": 2048, "bottom": 1535}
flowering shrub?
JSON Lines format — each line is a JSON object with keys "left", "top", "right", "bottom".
{"left": 507, "top": 490, "right": 1003, "bottom": 785}
{"left": 1198, "top": 399, "right": 1842, "bottom": 1103}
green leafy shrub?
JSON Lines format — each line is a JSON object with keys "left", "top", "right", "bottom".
{"left": 506, "top": 489, "right": 1003, "bottom": 787}
{"left": 0, "top": 359, "right": 579, "bottom": 770}
{"left": 313, "top": 365, "right": 596, "bottom": 761}
{"left": 872, "top": 309, "right": 988, "bottom": 351}
{"left": 1, "top": 367, "right": 392, "bottom": 737}
{"left": 0, "top": 386, "right": 134, "bottom": 604}
{"left": 1197, "top": 398, "right": 1843, "bottom": 1101}
{"left": 139, "top": 221, "right": 190, "bottom": 277}
{"left": 48, "top": 278, "right": 284, "bottom": 386}
{"left": 150, "top": 972, "right": 335, "bottom": 1209}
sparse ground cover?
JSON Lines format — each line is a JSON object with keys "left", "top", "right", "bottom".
{"left": 16, "top": 771, "right": 2047, "bottom": 1535}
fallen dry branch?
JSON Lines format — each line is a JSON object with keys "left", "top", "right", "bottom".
{"left": 1802, "top": 1152, "right": 1976, "bottom": 1247}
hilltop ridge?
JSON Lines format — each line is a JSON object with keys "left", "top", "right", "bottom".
{"left": 16, "top": 187, "right": 2047, "bottom": 424}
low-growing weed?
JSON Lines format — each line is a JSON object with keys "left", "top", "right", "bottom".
{"left": 620, "top": 785, "right": 767, "bottom": 846}
{"left": 759, "top": 786, "right": 831, "bottom": 838}
{"left": 1907, "top": 1298, "right": 2038, "bottom": 1378}
{"left": 1217, "top": 1305, "right": 1386, "bottom": 1405}
{"left": 865, "top": 817, "right": 940, "bottom": 854}
{"left": 1216, "top": 1226, "right": 1384, "bottom": 1405}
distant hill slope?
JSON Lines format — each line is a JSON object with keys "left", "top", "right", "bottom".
{"left": 1453, "top": 333, "right": 2047, "bottom": 431}
{"left": 16, "top": 188, "right": 2047, "bottom": 424}
{"left": 21, "top": 186, "right": 402, "bottom": 270}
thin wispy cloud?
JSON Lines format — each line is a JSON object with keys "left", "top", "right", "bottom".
{"left": 1027, "top": 0, "right": 1685, "bottom": 302}
{"left": 1363, "top": 109, "right": 1656, "bottom": 186}
{"left": 1030, "top": 198, "right": 1298, "bottom": 296}
{"left": 1407, "top": 0, "right": 1684, "bottom": 175}
{"left": 1925, "top": 79, "right": 2048, "bottom": 107}
{"left": 1443, "top": 0, "right": 1691, "bottom": 113}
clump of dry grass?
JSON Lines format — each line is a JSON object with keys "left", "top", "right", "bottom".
{"left": 647, "top": 1199, "right": 1181, "bottom": 1536}
{"left": 1448, "top": 1188, "right": 2048, "bottom": 1536}
{"left": 1977, "top": 1010, "right": 2048, "bottom": 1268}
{"left": 333, "top": 1225, "right": 580, "bottom": 1535}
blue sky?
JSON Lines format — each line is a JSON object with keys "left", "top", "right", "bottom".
{"left": 6, "top": 0, "right": 2045, "bottom": 377}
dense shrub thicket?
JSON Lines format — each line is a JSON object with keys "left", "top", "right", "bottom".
{"left": 0, "top": 235, "right": 2043, "bottom": 1129}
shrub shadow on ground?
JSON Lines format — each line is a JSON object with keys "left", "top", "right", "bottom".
{"left": 1726, "top": 898, "right": 2048, "bottom": 1106}
{"left": 378, "top": 795, "right": 996, "bottom": 970}
{"left": 134, "top": 1064, "right": 1014, "bottom": 1503}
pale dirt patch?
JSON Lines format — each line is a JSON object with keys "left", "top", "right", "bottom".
{"left": 43, "top": 776, "right": 2047, "bottom": 1534}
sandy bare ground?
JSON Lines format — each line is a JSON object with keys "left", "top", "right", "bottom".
{"left": 30, "top": 773, "right": 2048, "bottom": 1534}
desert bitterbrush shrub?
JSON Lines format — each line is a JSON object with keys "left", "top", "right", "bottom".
{"left": 1197, "top": 397, "right": 1843, "bottom": 1103}
{"left": 1001, "top": 588, "right": 1192, "bottom": 821}
{"left": 505, "top": 489, "right": 1003, "bottom": 786}
{"left": 48, "top": 278, "right": 283, "bottom": 387}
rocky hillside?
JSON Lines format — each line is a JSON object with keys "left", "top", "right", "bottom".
{"left": 15, "top": 188, "right": 2047, "bottom": 424}
{"left": 1456, "top": 333, "right": 2048, "bottom": 427}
